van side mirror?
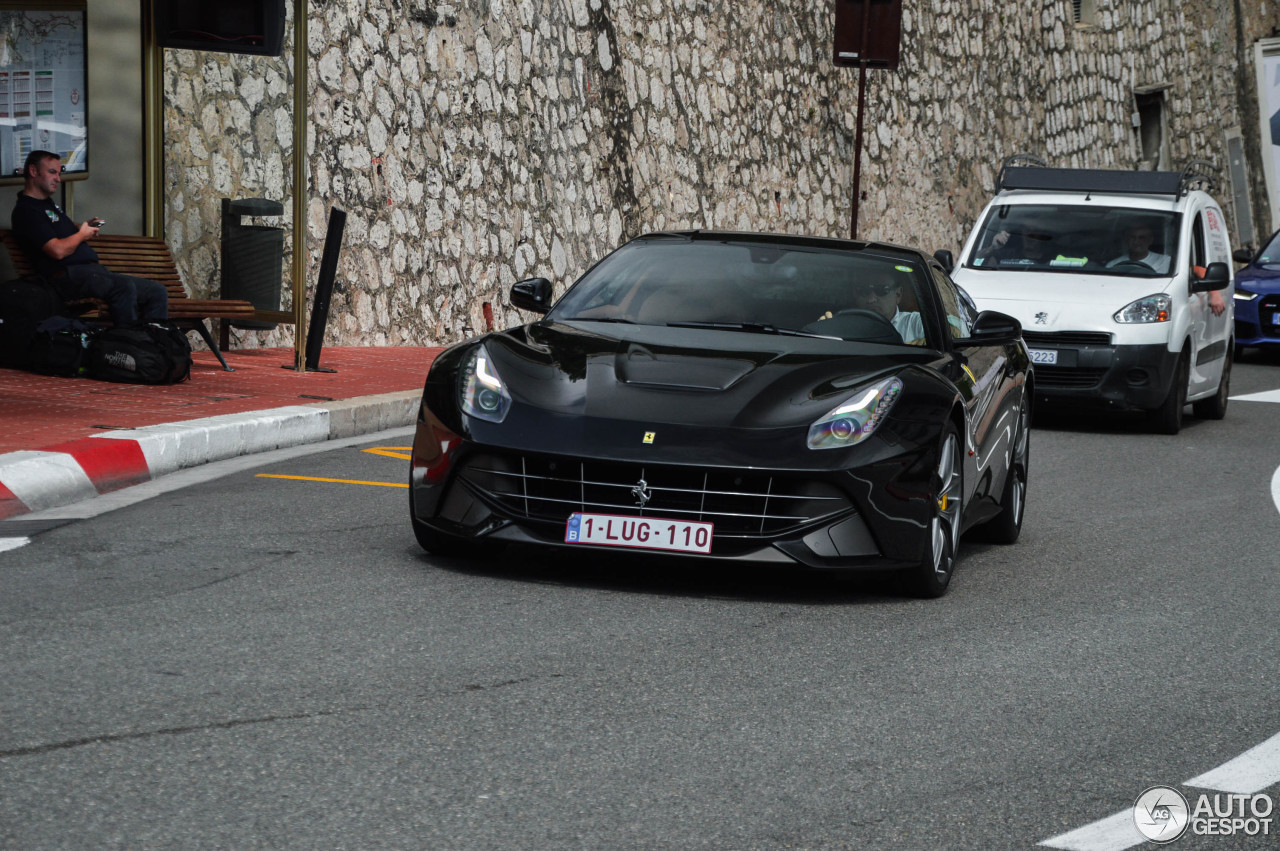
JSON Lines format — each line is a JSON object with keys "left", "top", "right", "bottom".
{"left": 510, "top": 277, "right": 553, "bottom": 313}
{"left": 1190, "top": 262, "right": 1230, "bottom": 293}
{"left": 933, "top": 249, "right": 955, "bottom": 272}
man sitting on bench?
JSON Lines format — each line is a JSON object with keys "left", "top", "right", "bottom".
{"left": 11, "top": 149, "right": 168, "bottom": 323}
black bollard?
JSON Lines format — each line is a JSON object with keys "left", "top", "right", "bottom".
{"left": 304, "top": 207, "right": 346, "bottom": 372}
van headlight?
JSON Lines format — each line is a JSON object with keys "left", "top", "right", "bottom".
{"left": 460, "top": 344, "right": 512, "bottom": 423}
{"left": 807, "top": 376, "right": 902, "bottom": 450}
{"left": 1114, "top": 294, "right": 1171, "bottom": 323}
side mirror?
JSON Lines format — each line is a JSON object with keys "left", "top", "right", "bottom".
{"left": 1190, "top": 261, "right": 1230, "bottom": 293}
{"left": 510, "top": 277, "right": 553, "bottom": 313}
{"left": 1232, "top": 247, "right": 1255, "bottom": 264}
{"left": 957, "top": 310, "right": 1022, "bottom": 346}
{"left": 933, "top": 249, "right": 955, "bottom": 273}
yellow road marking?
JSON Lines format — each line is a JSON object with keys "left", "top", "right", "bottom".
{"left": 256, "top": 474, "right": 408, "bottom": 488}
{"left": 363, "top": 446, "right": 411, "bottom": 460}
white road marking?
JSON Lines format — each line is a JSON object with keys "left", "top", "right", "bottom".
{"left": 1229, "top": 388, "right": 1280, "bottom": 403}
{"left": 1186, "top": 730, "right": 1280, "bottom": 794}
{"left": 1043, "top": 461, "right": 1280, "bottom": 849}
{"left": 0, "top": 537, "right": 30, "bottom": 553}
{"left": 1274, "top": 464, "right": 1280, "bottom": 516}
{"left": 1039, "top": 810, "right": 1143, "bottom": 850}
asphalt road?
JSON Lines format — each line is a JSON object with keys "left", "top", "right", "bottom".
{"left": 2, "top": 354, "right": 1279, "bottom": 850}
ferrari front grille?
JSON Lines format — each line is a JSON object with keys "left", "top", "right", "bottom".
{"left": 457, "top": 453, "right": 852, "bottom": 538}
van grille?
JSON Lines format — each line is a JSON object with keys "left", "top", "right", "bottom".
{"left": 1034, "top": 366, "right": 1108, "bottom": 389}
{"left": 1022, "top": 331, "right": 1112, "bottom": 347}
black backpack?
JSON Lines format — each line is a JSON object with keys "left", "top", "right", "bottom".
{"left": 0, "top": 276, "right": 64, "bottom": 369}
{"left": 30, "top": 316, "right": 99, "bottom": 377}
{"left": 86, "top": 322, "right": 192, "bottom": 384}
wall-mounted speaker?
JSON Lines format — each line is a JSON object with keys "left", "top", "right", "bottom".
{"left": 155, "top": 0, "right": 286, "bottom": 57}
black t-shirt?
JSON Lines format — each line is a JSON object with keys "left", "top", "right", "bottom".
{"left": 10, "top": 192, "right": 98, "bottom": 277}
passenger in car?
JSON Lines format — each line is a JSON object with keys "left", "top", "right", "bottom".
{"left": 1106, "top": 223, "right": 1171, "bottom": 273}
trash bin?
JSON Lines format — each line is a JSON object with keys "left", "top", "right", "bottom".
{"left": 221, "top": 197, "right": 284, "bottom": 330}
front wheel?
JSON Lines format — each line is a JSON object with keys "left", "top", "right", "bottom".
{"left": 903, "top": 426, "right": 963, "bottom": 599}
{"left": 1150, "top": 349, "right": 1189, "bottom": 435}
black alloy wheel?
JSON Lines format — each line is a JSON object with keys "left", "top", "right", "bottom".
{"left": 905, "top": 425, "right": 963, "bottom": 599}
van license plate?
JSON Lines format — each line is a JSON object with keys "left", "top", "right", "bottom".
{"left": 1027, "top": 349, "right": 1058, "bottom": 365}
{"left": 565, "top": 512, "right": 714, "bottom": 554}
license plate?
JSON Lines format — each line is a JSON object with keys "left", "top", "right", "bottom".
{"left": 1027, "top": 348, "right": 1058, "bottom": 365}
{"left": 565, "top": 512, "right": 714, "bottom": 554}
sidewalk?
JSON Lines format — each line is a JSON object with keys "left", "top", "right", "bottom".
{"left": 0, "top": 345, "right": 443, "bottom": 519}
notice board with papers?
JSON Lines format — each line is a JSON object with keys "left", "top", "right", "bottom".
{"left": 0, "top": 3, "right": 88, "bottom": 184}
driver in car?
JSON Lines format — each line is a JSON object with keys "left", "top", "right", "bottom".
{"left": 818, "top": 271, "right": 926, "bottom": 345}
{"left": 975, "top": 229, "right": 1054, "bottom": 265}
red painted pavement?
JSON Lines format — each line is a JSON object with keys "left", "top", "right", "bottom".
{"left": 0, "top": 481, "right": 21, "bottom": 519}
{"left": 39, "top": 438, "right": 151, "bottom": 493}
{"left": 0, "top": 346, "right": 442, "bottom": 457}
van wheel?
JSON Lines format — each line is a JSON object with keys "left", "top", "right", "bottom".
{"left": 1192, "top": 344, "right": 1231, "bottom": 420}
{"left": 1150, "top": 350, "right": 1188, "bottom": 435}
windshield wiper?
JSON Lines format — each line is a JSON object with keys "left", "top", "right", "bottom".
{"left": 665, "top": 321, "right": 837, "bottom": 339}
{"left": 567, "top": 316, "right": 641, "bottom": 324}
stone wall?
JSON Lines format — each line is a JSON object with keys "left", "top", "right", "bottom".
{"left": 162, "top": 0, "right": 1274, "bottom": 350}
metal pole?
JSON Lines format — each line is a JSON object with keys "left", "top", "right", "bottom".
{"left": 851, "top": 62, "right": 867, "bottom": 240}
{"left": 291, "top": 0, "right": 309, "bottom": 371}
{"left": 141, "top": 0, "right": 164, "bottom": 239}
{"left": 850, "top": 0, "right": 873, "bottom": 240}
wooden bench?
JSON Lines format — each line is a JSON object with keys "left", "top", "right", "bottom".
{"left": 1, "top": 230, "right": 257, "bottom": 371}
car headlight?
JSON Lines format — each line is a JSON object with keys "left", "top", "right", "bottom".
{"left": 1114, "top": 293, "right": 1171, "bottom": 323}
{"left": 807, "top": 376, "right": 902, "bottom": 450}
{"left": 460, "top": 344, "right": 512, "bottom": 423}
{"left": 1233, "top": 287, "right": 1258, "bottom": 302}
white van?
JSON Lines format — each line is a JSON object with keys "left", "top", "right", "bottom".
{"left": 951, "top": 162, "right": 1234, "bottom": 434}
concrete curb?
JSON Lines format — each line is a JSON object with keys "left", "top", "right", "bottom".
{"left": 0, "top": 389, "right": 419, "bottom": 519}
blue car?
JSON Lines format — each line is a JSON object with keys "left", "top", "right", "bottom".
{"left": 1234, "top": 229, "right": 1280, "bottom": 354}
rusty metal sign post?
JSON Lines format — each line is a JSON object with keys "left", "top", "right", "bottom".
{"left": 833, "top": 0, "right": 902, "bottom": 240}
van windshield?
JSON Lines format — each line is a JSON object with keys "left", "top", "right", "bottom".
{"left": 965, "top": 205, "right": 1181, "bottom": 277}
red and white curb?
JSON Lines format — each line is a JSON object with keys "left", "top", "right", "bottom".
{"left": 0, "top": 391, "right": 418, "bottom": 520}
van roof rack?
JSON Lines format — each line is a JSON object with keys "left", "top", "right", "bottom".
{"left": 996, "top": 160, "right": 1220, "bottom": 198}
{"left": 994, "top": 153, "right": 1048, "bottom": 190}
{"left": 1177, "top": 160, "right": 1218, "bottom": 196}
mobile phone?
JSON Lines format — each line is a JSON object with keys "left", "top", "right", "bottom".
{"left": 90, "top": 218, "right": 105, "bottom": 227}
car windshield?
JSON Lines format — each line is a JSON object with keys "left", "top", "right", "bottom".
{"left": 1255, "top": 230, "right": 1280, "bottom": 269}
{"left": 549, "top": 238, "right": 936, "bottom": 347}
{"left": 965, "top": 205, "right": 1181, "bottom": 277}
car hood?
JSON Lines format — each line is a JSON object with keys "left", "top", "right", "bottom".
{"left": 484, "top": 320, "right": 943, "bottom": 431}
{"left": 1237, "top": 265, "right": 1280, "bottom": 291}
{"left": 954, "top": 269, "right": 1173, "bottom": 331}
